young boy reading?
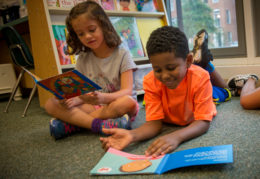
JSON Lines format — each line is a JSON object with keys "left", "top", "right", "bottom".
{"left": 100, "top": 26, "right": 217, "bottom": 157}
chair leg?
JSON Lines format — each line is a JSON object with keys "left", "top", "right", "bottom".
{"left": 22, "top": 82, "right": 37, "bottom": 117}
{"left": 4, "top": 69, "right": 25, "bottom": 113}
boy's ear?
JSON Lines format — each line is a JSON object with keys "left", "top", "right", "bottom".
{"left": 186, "top": 53, "right": 193, "bottom": 68}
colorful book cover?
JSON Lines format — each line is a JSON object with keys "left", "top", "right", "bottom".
{"left": 100, "top": 0, "right": 115, "bottom": 10}
{"left": 135, "top": 0, "right": 158, "bottom": 12}
{"left": 22, "top": 67, "right": 102, "bottom": 99}
{"left": 136, "top": 18, "right": 164, "bottom": 55}
{"left": 116, "top": 0, "right": 137, "bottom": 11}
{"left": 52, "top": 25, "right": 71, "bottom": 65}
{"left": 90, "top": 144, "right": 233, "bottom": 175}
{"left": 110, "top": 16, "right": 145, "bottom": 58}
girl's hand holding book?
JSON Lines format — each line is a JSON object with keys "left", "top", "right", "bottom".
{"left": 79, "top": 91, "right": 105, "bottom": 105}
{"left": 64, "top": 97, "right": 84, "bottom": 109}
{"left": 57, "top": 97, "right": 84, "bottom": 109}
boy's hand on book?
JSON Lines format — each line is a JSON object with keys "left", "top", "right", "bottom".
{"left": 100, "top": 128, "right": 133, "bottom": 151}
{"left": 145, "top": 133, "right": 181, "bottom": 157}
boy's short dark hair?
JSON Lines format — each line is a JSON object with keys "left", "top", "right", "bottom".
{"left": 146, "top": 26, "right": 189, "bottom": 60}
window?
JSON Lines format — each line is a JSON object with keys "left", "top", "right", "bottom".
{"left": 213, "top": 9, "right": 221, "bottom": 27}
{"left": 226, "top": 9, "right": 231, "bottom": 24}
{"left": 227, "top": 32, "right": 232, "bottom": 43}
{"left": 212, "top": 0, "right": 219, "bottom": 3}
{"left": 204, "top": 0, "right": 208, "bottom": 3}
{"left": 167, "top": 0, "right": 246, "bottom": 58}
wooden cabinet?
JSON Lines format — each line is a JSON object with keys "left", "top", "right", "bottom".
{"left": 27, "top": 0, "right": 169, "bottom": 107}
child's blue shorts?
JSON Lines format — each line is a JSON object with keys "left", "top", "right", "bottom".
{"left": 205, "top": 62, "right": 231, "bottom": 104}
{"left": 205, "top": 61, "right": 215, "bottom": 73}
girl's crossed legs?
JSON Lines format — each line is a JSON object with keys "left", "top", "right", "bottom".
{"left": 45, "top": 95, "right": 138, "bottom": 139}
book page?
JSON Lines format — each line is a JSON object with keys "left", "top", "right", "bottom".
{"left": 90, "top": 148, "right": 164, "bottom": 175}
{"left": 155, "top": 144, "right": 233, "bottom": 174}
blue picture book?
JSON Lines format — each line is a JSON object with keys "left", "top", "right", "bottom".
{"left": 23, "top": 67, "right": 102, "bottom": 99}
{"left": 90, "top": 144, "right": 233, "bottom": 175}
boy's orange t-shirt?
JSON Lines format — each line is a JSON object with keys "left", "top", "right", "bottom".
{"left": 143, "top": 64, "right": 217, "bottom": 126}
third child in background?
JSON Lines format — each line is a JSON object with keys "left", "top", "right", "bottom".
{"left": 192, "top": 29, "right": 231, "bottom": 104}
{"left": 45, "top": 1, "right": 138, "bottom": 140}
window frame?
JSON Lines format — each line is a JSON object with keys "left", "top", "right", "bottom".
{"left": 253, "top": 0, "right": 260, "bottom": 57}
{"left": 166, "top": 0, "right": 246, "bottom": 59}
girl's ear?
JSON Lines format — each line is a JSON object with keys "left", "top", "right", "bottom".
{"left": 186, "top": 53, "right": 193, "bottom": 68}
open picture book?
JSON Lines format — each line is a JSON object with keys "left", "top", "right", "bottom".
{"left": 90, "top": 144, "right": 233, "bottom": 175}
{"left": 23, "top": 68, "right": 102, "bottom": 99}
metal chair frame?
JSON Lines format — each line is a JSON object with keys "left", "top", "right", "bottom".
{"left": 2, "top": 26, "right": 37, "bottom": 117}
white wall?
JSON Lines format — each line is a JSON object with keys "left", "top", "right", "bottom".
{"left": 214, "top": 0, "right": 260, "bottom": 80}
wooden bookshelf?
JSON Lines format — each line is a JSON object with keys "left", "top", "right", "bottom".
{"left": 27, "top": 0, "right": 169, "bottom": 107}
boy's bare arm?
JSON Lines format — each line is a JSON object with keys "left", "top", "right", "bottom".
{"left": 145, "top": 120, "right": 210, "bottom": 157}
{"left": 130, "top": 120, "right": 163, "bottom": 142}
{"left": 173, "top": 120, "right": 210, "bottom": 143}
{"left": 100, "top": 120, "right": 162, "bottom": 151}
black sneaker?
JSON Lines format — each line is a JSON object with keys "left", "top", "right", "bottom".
{"left": 192, "top": 29, "right": 213, "bottom": 69}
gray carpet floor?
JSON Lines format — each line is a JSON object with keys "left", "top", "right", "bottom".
{"left": 0, "top": 96, "right": 259, "bottom": 178}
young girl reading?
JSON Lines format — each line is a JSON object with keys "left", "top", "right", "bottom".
{"left": 45, "top": 1, "right": 138, "bottom": 140}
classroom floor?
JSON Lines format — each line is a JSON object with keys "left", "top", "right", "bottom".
{"left": 0, "top": 95, "right": 259, "bottom": 178}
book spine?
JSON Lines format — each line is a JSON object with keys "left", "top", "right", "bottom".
{"left": 154, "top": 154, "right": 169, "bottom": 174}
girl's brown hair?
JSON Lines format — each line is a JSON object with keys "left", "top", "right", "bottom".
{"left": 66, "top": 1, "right": 121, "bottom": 55}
